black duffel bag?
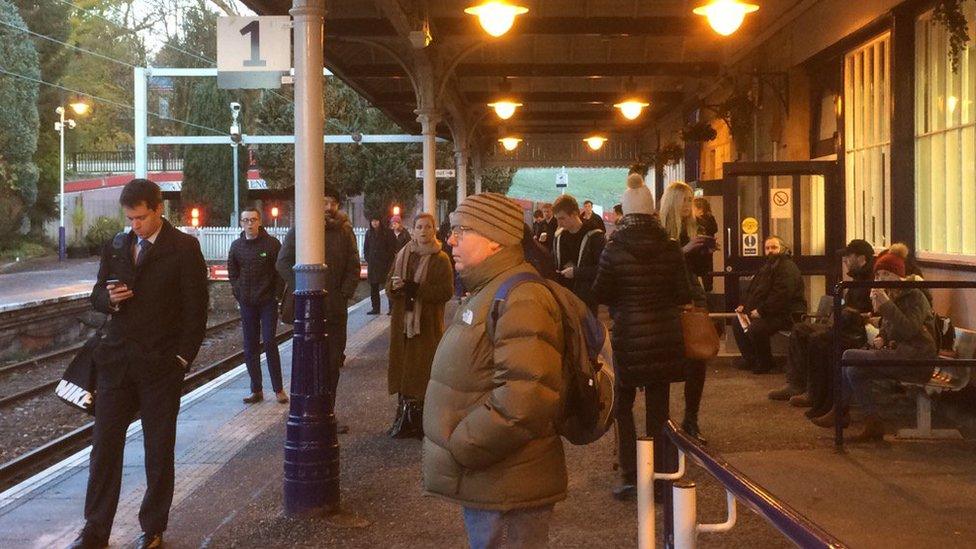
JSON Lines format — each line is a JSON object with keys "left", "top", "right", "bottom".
{"left": 55, "top": 333, "right": 101, "bottom": 415}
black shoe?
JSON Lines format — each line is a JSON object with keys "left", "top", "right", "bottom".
{"left": 66, "top": 532, "right": 107, "bottom": 549}
{"left": 366, "top": 309, "right": 380, "bottom": 315}
{"left": 768, "top": 385, "right": 802, "bottom": 401}
{"left": 136, "top": 532, "right": 163, "bottom": 549}
{"left": 612, "top": 484, "right": 636, "bottom": 501}
{"left": 243, "top": 392, "right": 263, "bottom": 404}
{"left": 386, "top": 310, "right": 392, "bottom": 316}
{"left": 681, "top": 418, "right": 707, "bottom": 444}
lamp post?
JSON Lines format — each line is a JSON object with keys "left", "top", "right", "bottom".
{"left": 56, "top": 102, "right": 89, "bottom": 261}
{"left": 230, "top": 102, "right": 242, "bottom": 226}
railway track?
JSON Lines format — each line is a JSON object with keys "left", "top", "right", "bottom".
{"left": 0, "top": 317, "right": 243, "bottom": 409}
{"left": 0, "top": 328, "right": 294, "bottom": 488}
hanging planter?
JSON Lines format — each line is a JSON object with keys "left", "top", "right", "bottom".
{"left": 935, "top": 0, "right": 972, "bottom": 73}
{"left": 680, "top": 120, "right": 718, "bottom": 143}
{"left": 715, "top": 91, "right": 756, "bottom": 156}
{"left": 641, "top": 142, "right": 685, "bottom": 170}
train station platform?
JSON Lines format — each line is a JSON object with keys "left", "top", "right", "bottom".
{"left": 1, "top": 298, "right": 975, "bottom": 548}
{"left": 0, "top": 257, "right": 99, "bottom": 311}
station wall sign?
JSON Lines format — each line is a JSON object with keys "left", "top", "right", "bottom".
{"left": 415, "top": 169, "right": 456, "bottom": 179}
{"left": 770, "top": 188, "right": 792, "bottom": 219}
{"left": 217, "top": 16, "right": 291, "bottom": 89}
{"left": 555, "top": 171, "right": 569, "bottom": 188}
{"left": 741, "top": 216, "right": 759, "bottom": 235}
{"left": 742, "top": 233, "right": 760, "bottom": 257}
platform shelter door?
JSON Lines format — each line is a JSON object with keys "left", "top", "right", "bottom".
{"left": 719, "top": 161, "right": 843, "bottom": 312}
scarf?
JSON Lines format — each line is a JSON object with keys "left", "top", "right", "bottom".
{"left": 392, "top": 237, "right": 441, "bottom": 338}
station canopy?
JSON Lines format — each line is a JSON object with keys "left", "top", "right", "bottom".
{"left": 240, "top": 1, "right": 740, "bottom": 166}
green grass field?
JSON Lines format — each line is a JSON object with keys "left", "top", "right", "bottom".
{"left": 507, "top": 168, "right": 630, "bottom": 212}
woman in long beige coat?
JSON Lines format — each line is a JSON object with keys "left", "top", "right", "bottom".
{"left": 386, "top": 212, "right": 454, "bottom": 438}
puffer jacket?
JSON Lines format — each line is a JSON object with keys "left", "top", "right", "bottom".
{"left": 276, "top": 211, "right": 361, "bottom": 320}
{"left": 423, "top": 245, "right": 566, "bottom": 511}
{"left": 227, "top": 227, "right": 282, "bottom": 306}
{"left": 879, "top": 288, "right": 937, "bottom": 359}
{"left": 743, "top": 253, "right": 806, "bottom": 325}
{"left": 593, "top": 214, "right": 693, "bottom": 387}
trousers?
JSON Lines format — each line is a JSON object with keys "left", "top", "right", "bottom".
{"left": 614, "top": 381, "right": 673, "bottom": 483}
{"left": 463, "top": 504, "right": 555, "bottom": 549}
{"left": 842, "top": 349, "right": 933, "bottom": 415}
{"left": 84, "top": 356, "right": 183, "bottom": 541}
{"left": 733, "top": 316, "right": 788, "bottom": 372}
{"left": 240, "top": 301, "right": 283, "bottom": 393}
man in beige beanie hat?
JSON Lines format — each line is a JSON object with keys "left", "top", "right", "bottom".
{"left": 424, "top": 193, "right": 567, "bottom": 547}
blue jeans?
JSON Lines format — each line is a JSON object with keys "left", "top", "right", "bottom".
{"left": 240, "top": 301, "right": 283, "bottom": 393}
{"left": 462, "top": 504, "right": 554, "bottom": 549}
{"left": 842, "top": 348, "right": 932, "bottom": 415}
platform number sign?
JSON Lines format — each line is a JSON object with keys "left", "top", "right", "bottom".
{"left": 742, "top": 233, "right": 760, "bottom": 257}
{"left": 217, "top": 16, "right": 291, "bottom": 89}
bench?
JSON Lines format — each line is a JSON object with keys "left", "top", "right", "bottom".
{"left": 896, "top": 327, "right": 976, "bottom": 440}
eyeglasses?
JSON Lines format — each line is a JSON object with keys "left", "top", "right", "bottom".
{"left": 240, "top": 218, "right": 260, "bottom": 224}
{"left": 450, "top": 225, "right": 475, "bottom": 240}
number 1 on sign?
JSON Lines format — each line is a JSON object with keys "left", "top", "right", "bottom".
{"left": 240, "top": 21, "right": 267, "bottom": 67}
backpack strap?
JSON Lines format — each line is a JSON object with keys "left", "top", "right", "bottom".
{"left": 489, "top": 272, "right": 546, "bottom": 339}
{"left": 577, "top": 229, "right": 603, "bottom": 267}
{"left": 553, "top": 228, "right": 563, "bottom": 267}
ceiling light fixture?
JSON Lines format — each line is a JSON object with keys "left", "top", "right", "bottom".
{"left": 583, "top": 136, "right": 608, "bottom": 151}
{"left": 465, "top": 1, "right": 529, "bottom": 37}
{"left": 488, "top": 100, "right": 522, "bottom": 120}
{"left": 693, "top": 0, "right": 759, "bottom": 36}
{"left": 614, "top": 100, "right": 650, "bottom": 120}
{"left": 498, "top": 136, "right": 522, "bottom": 151}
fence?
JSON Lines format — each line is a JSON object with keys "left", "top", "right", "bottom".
{"left": 638, "top": 420, "right": 847, "bottom": 548}
{"left": 179, "top": 226, "right": 367, "bottom": 262}
{"left": 71, "top": 150, "right": 183, "bottom": 174}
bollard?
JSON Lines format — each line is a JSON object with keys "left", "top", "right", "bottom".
{"left": 672, "top": 481, "right": 698, "bottom": 549}
{"left": 637, "top": 437, "right": 654, "bottom": 549}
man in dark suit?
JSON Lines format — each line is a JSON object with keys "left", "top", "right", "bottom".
{"left": 69, "top": 179, "right": 208, "bottom": 549}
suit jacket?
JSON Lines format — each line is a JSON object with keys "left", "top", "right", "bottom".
{"left": 91, "top": 219, "right": 209, "bottom": 385}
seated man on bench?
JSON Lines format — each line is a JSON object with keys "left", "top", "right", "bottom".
{"left": 732, "top": 236, "right": 807, "bottom": 374}
{"left": 813, "top": 251, "right": 937, "bottom": 442}
{"left": 769, "top": 239, "right": 874, "bottom": 404}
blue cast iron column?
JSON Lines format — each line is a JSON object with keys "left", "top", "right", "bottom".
{"left": 284, "top": 0, "right": 338, "bottom": 516}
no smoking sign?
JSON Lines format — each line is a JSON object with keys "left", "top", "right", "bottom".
{"left": 770, "top": 188, "right": 792, "bottom": 219}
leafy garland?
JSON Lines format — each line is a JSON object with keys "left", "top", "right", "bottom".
{"left": 640, "top": 142, "right": 685, "bottom": 170}
{"left": 935, "top": 0, "right": 972, "bottom": 73}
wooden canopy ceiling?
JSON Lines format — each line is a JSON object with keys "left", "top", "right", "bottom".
{"left": 240, "top": 1, "right": 749, "bottom": 144}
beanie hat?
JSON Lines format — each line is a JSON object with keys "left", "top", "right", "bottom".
{"left": 449, "top": 192, "right": 524, "bottom": 247}
{"left": 874, "top": 250, "right": 906, "bottom": 277}
{"left": 622, "top": 173, "right": 655, "bottom": 215}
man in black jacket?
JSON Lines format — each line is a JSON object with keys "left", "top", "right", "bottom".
{"left": 551, "top": 194, "right": 605, "bottom": 314}
{"left": 770, "top": 239, "right": 874, "bottom": 402}
{"left": 228, "top": 207, "right": 285, "bottom": 404}
{"left": 276, "top": 191, "right": 360, "bottom": 430}
{"left": 732, "top": 236, "right": 806, "bottom": 374}
{"left": 69, "top": 179, "right": 208, "bottom": 549}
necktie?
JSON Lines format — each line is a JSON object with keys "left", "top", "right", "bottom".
{"left": 137, "top": 239, "right": 152, "bottom": 266}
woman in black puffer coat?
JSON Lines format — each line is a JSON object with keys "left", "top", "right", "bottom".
{"left": 593, "top": 173, "right": 693, "bottom": 502}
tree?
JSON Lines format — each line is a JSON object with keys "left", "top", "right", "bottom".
{"left": 14, "top": 0, "right": 71, "bottom": 230}
{"left": 0, "top": 0, "right": 40, "bottom": 244}
{"left": 181, "top": 80, "right": 247, "bottom": 226}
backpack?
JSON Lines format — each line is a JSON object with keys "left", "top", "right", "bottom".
{"left": 553, "top": 228, "right": 604, "bottom": 270}
{"left": 489, "top": 271, "right": 615, "bottom": 445}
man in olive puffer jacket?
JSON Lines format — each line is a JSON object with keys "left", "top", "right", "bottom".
{"left": 424, "top": 193, "right": 566, "bottom": 548}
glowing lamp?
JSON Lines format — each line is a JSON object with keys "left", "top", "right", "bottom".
{"left": 190, "top": 207, "right": 200, "bottom": 227}
{"left": 488, "top": 100, "right": 522, "bottom": 120}
{"left": 584, "top": 136, "right": 608, "bottom": 151}
{"left": 614, "top": 100, "right": 650, "bottom": 120}
{"left": 498, "top": 137, "right": 522, "bottom": 151}
{"left": 271, "top": 206, "right": 279, "bottom": 218}
{"left": 693, "top": 0, "right": 759, "bottom": 36}
{"left": 392, "top": 205, "right": 401, "bottom": 216}
{"left": 464, "top": 1, "right": 529, "bottom": 37}
{"left": 69, "top": 102, "right": 90, "bottom": 116}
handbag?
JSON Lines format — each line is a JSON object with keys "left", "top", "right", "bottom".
{"left": 681, "top": 307, "right": 720, "bottom": 360}
{"left": 55, "top": 332, "right": 102, "bottom": 415}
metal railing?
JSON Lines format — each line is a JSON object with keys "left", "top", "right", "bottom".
{"left": 831, "top": 279, "right": 976, "bottom": 450}
{"left": 71, "top": 150, "right": 183, "bottom": 174}
{"left": 638, "top": 420, "right": 848, "bottom": 548}
{"left": 177, "top": 226, "right": 367, "bottom": 262}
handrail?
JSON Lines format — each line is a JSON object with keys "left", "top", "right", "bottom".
{"left": 662, "top": 420, "right": 848, "bottom": 548}
{"left": 831, "top": 279, "right": 976, "bottom": 450}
